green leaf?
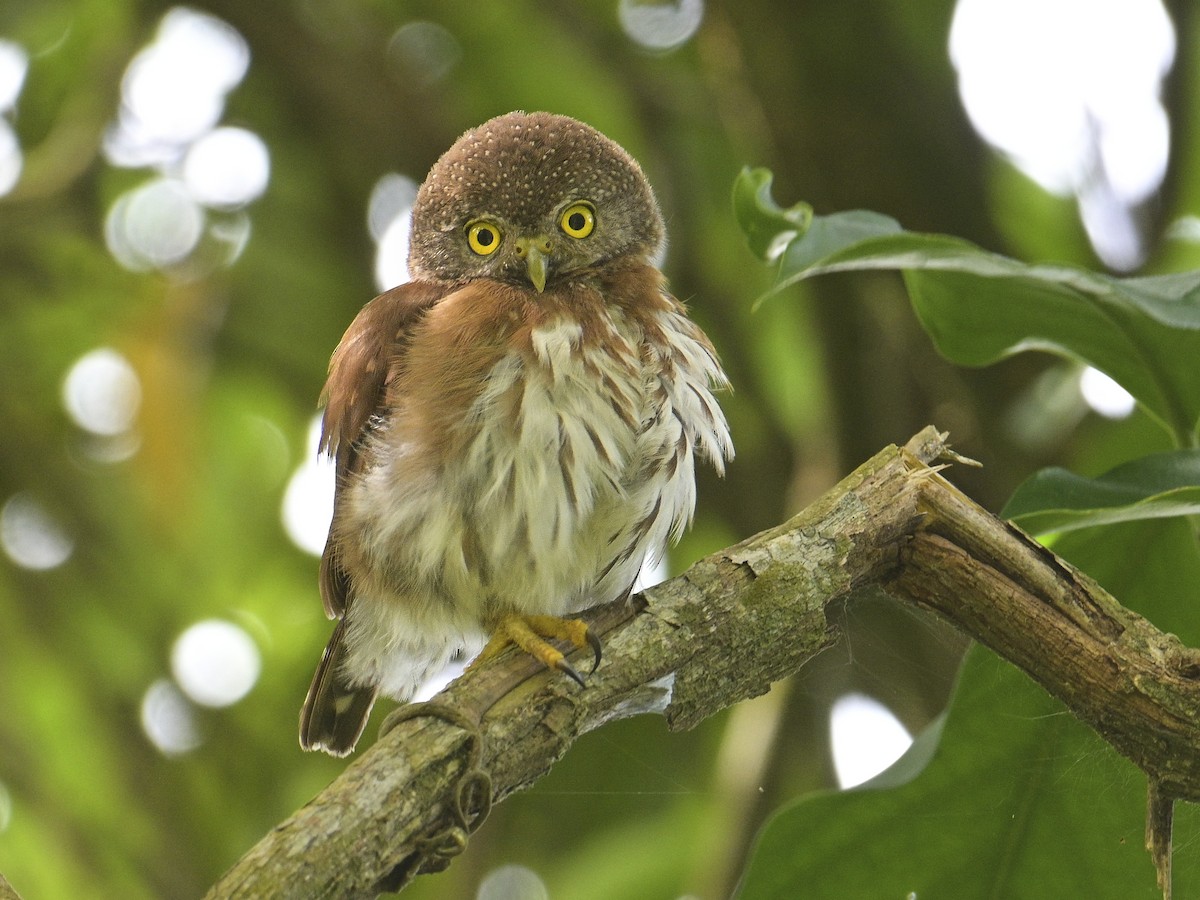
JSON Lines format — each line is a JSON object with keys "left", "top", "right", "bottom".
{"left": 1119, "top": 271, "right": 1200, "bottom": 330}
{"left": 1052, "top": 517, "right": 1200, "bottom": 645}
{"left": 738, "top": 173, "right": 1200, "bottom": 442}
{"left": 775, "top": 209, "right": 902, "bottom": 278}
{"left": 737, "top": 647, "right": 1197, "bottom": 900}
{"left": 777, "top": 230, "right": 1200, "bottom": 333}
{"left": 732, "top": 167, "right": 814, "bottom": 262}
{"left": 1003, "top": 450, "right": 1200, "bottom": 535}
{"left": 901, "top": 267, "right": 1188, "bottom": 437}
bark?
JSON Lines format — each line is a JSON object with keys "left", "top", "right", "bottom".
{"left": 208, "top": 427, "right": 1200, "bottom": 898}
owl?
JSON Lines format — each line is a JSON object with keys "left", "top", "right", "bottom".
{"left": 299, "top": 111, "right": 733, "bottom": 756}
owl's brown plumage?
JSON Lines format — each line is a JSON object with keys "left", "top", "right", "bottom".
{"left": 300, "top": 112, "right": 732, "bottom": 756}
{"left": 408, "top": 112, "right": 663, "bottom": 284}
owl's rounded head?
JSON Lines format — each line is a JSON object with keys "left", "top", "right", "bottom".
{"left": 408, "top": 111, "right": 665, "bottom": 291}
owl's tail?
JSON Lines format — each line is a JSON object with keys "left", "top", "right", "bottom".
{"left": 299, "top": 619, "right": 378, "bottom": 757}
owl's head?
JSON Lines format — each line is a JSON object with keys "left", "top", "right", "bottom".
{"left": 408, "top": 111, "right": 665, "bottom": 292}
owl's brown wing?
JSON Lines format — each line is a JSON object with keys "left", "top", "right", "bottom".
{"left": 317, "top": 280, "right": 448, "bottom": 618}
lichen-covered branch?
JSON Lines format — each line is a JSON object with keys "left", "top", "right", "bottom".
{"left": 0, "top": 872, "right": 23, "bottom": 900}
{"left": 208, "top": 427, "right": 1200, "bottom": 898}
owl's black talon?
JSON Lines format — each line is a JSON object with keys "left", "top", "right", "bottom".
{"left": 555, "top": 657, "right": 587, "bottom": 688}
{"left": 585, "top": 629, "right": 603, "bottom": 674}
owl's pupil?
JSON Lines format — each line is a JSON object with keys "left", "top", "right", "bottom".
{"left": 477, "top": 230, "right": 495, "bottom": 246}
{"left": 568, "top": 212, "right": 586, "bottom": 232}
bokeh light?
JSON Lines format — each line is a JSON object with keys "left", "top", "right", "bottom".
{"left": 0, "top": 38, "right": 26, "bottom": 197}
{"left": 1079, "top": 365, "right": 1136, "bottom": 419}
{"left": 950, "top": 0, "right": 1175, "bottom": 269}
{"left": 207, "top": 211, "right": 254, "bottom": 268}
{"left": 0, "top": 39, "right": 27, "bottom": 112}
{"left": 171, "top": 619, "right": 261, "bottom": 708}
{"left": 619, "top": 0, "right": 705, "bottom": 51}
{"left": 387, "top": 21, "right": 461, "bottom": 88}
{"left": 0, "top": 119, "right": 21, "bottom": 197}
{"left": 182, "top": 126, "right": 270, "bottom": 208}
{"left": 829, "top": 692, "right": 913, "bottom": 789}
{"left": 282, "top": 414, "right": 336, "bottom": 556}
{"left": 370, "top": 172, "right": 419, "bottom": 290}
{"left": 101, "top": 7, "right": 266, "bottom": 275}
{"left": 105, "top": 177, "right": 205, "bottom": 271}
{"left": 476, "top": 865, "right": 549, "bottom": 900}
{"left": 141, "top": 678, "right": 202, "bottom": 756}
{"left": 105, "top": 7, "right": 250, "bottom": 168}
{"left": 0, "top": 493, "right": 73, "bottom": 571}
{"left": 62, "top": 347, "right": 142, "bottom": 437}
{"left": 375, "top": 214, "right": 414, "bottom": 291}
{"left": 633, "top": 553, "right": 669, "bottom": 592}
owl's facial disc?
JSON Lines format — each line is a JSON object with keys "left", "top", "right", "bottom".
{"left": 512, "top": 199, "right": 600, "bottom": 292}
{"left": 463, "top": 198, "right": 603, "bottom": 293}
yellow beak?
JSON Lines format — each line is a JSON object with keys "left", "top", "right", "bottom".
{"left": 516, "top": 236, "right": 552, "bottom": 293}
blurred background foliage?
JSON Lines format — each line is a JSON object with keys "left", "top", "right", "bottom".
{"left": 1, "top": 0, "right": 1198, "bottom": 897}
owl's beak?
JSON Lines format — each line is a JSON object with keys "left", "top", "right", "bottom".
{"left": 515, "top": 236, "right": 551, "bottom": 293}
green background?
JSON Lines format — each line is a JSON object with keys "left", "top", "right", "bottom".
{"left": 1, "top": 1, "right": 1198, "bottom": 897}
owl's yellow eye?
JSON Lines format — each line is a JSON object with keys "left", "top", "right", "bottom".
{"left": 466, "top": 221, "right": 502, "bottom": 256}
{"left": 559, "top": 202, "right": 595, "bottom": 239}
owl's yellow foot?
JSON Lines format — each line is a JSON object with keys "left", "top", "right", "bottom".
{"left": 470, "top": 614, "right": 602, "bottom": 686}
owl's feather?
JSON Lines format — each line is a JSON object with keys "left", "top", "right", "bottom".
{"left": 304, "top": 282, "right": 448, "bottom": 754}
{"left": 316, "top": 280, "right": 447, "bottom": 619}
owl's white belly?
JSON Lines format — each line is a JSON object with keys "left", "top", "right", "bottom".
{"left": 340, "top": 308, "right": 731, "bottom": 699}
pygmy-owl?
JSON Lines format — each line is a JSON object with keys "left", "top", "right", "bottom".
{"left": 299, "top": 111, "right": 733, "bottom": 756}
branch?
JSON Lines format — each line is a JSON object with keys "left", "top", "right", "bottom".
{"left": 209, "top": 427, "right": 1200, "bottom": 898}
{"left": 0, "top": 873, "right": 22, "bottom": 900}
